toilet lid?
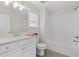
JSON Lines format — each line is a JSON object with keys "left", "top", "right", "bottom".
{"left": 37, "top": 43, "right": 46, "bottom": 48}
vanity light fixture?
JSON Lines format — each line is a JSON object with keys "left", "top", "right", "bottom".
{"left": 12, "top": 1, "right": 26, "bottom": 11}
{"left": 19, "top": 5, "right": 26, "bottom": 11}
{"left": 3, "top": 1, "right": 28, "bottom": 11}
{"left": 4, "top": 1, "right": 12, "bottom": 6}
{"left": 13, "top": 2, "right": 20, "bottom": 9}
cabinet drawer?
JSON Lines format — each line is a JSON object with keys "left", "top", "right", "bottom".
{"left": 20, "top": 38, "right": 36, "bottom": 47}
{"left": 4, "top": 42, "right": 17, "bottom": 50}
{"left": 0, "top": 42, "right": 17, "bottom": 54}
{"left": 27, "top": 38, "right": 36, "bottom": 45}
{"left": 18, "top": 39, "right": 28, "bottom": 47}
{"left": 0, "top": 45, "right": 7, "bottom": 54}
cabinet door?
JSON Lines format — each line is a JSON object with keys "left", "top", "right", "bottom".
{"left": 22, "top": 38, "right": 36, "bottom": 57}
{"left": 0, "top": 42, "right": 17, "bottom": 55}
{"left": 23, "top": 47, "right": 36, "bottom": 57}
{"left": 0, "top": 38, "right": 36, "bottom": 57}
{"left": 0, "top": 48, "right": 22, "bottom": 57}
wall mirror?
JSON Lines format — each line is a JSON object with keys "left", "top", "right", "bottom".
{"left": 0, "top": 1, "right": 28, "bottom": 35}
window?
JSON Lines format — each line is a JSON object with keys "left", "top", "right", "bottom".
{"left": 29, "top": 13, "right": 38, "bottom": 27}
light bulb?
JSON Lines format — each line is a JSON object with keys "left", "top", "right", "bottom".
{"left": 13, "top": 2, "right": 19, "bottom": 9}
{"left": 4, "top": 1, "right": 11, "bottom": 6}
{"left": 19, "top": 5, "right": 25, "bottom": 11}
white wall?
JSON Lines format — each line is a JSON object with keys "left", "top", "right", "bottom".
{"left": 39, "top": 6, "right": 53, "bottom": 43}
{"left": 39, "top": 6, "right": 46, "bottom": 42}
{"left": 45, "top": 9, "right": 79, "bottom": 56}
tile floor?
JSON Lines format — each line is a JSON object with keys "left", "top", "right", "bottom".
{"left": 37, "top": 49, "right": 68, "bottom": 57}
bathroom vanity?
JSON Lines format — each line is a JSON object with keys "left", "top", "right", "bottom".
{"left": 0, "top": 1, "right": 39, "bottom": 57}
{"left": 0, "top": 36, "right": 36, "bottom": 57}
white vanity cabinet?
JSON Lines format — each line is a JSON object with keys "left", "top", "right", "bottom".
{"left": 0, "top": 37, "right": 36, "bottom": 57}
{"left": 17, "top": 37, "right": 36, "bottom": 57}
{"left": 20, "top": 38, "right": 36, "bottom": 57}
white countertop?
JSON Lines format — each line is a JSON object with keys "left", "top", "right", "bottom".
{"left": 0, "top": 35, "right": 34, "bottom": 45}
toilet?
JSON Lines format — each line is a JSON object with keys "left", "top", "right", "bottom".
{"left": 36, "top": 43, "right": 46, "bottom": 56}
{"left": 35, "top": 35, "right": 46, "bottom": 56}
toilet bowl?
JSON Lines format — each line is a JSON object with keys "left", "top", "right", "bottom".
{"left": 36, "top": 43, "right": 46, "bottom": 56}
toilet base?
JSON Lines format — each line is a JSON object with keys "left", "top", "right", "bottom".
{"left": 39, "top": 50, "right": 44, "bottom": 56}
{"left": 36, "top": 48, "right": 45, "bottom": 56}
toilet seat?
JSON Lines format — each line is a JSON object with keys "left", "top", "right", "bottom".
{"left": 37, "top": 43, "right": 46, "bottom": 48}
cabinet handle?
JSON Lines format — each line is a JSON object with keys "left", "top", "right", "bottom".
{"left": 6, "top": 47, "right": 9, "bottom": 49}
{"left": 74, "top": 36, "right": 79, "bottom": 39}
{"left": 22, "top": 47, "right": 26, "bottom": 50}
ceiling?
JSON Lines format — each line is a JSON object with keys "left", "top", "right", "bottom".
{"left": 30, "top": 1, "right": 79, "bottom": 14}
{"left": 0, "top": 1, "right": 78, "bottom": 15}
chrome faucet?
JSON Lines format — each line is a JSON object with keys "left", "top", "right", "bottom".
{"left": 73, "top": 35, "right": 79, "bottom": 46}
{"left": 73, "top": 35, "right": 79, "bottom": 42}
